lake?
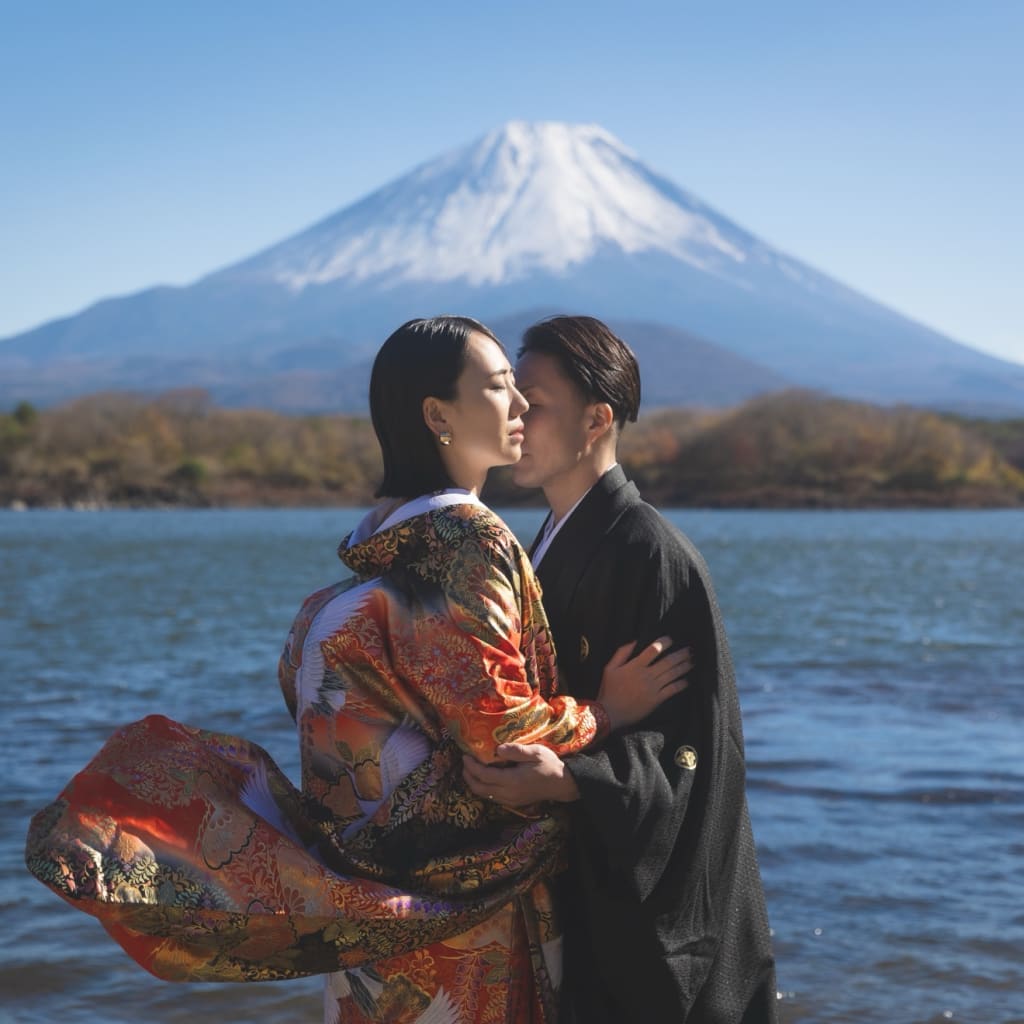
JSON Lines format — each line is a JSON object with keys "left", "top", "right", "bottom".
{"left": 2, "top": 508, "right": 1022, "bottom": 1023}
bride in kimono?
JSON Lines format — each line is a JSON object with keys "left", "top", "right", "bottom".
{"left": 26, "top": 316, "right": 688, "bottom": 1024}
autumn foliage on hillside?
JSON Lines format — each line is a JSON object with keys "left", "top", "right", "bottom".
{"left": 633, "top": 392, "right": 1024, "bottom": 507}
{"left": 0, "top": 391, "right": 380, "bottom": 507}
{"left": 1, "top": 389, "right": 1022, "bottom": 508}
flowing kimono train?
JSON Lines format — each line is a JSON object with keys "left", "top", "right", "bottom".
{"left": 27, "top": 492, "right": 607, "bottom": 1023}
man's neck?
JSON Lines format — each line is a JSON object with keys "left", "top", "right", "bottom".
{"left": 543, "top": 454, "right": 617, "bottom": 524}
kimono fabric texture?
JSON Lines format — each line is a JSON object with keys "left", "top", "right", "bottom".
{"left": 25, "top": 492, "right": 607, "bottom": 1024}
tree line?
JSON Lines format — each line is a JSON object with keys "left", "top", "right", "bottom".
{"left": 2, "top": 389, "right": 1022, "bottom": 509}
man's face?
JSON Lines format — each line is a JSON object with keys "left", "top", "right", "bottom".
{"left": 512, "top": 350, "right": 592, "bottom": 491}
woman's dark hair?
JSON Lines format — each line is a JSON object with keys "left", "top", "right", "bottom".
{"left": 519, "top": 316, "right": 641, "bottom": 428}
{"left": 370, "top": 315, "right": 505, "bottom": 498}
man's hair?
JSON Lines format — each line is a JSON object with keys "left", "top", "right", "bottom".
{"left": 370, "top": 315, "right": 505, "bottom": 498}
{"left": 519, "top": 315, "right": 641, "bottom": 428}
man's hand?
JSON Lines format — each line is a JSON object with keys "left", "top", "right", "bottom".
{"left": 462, "top": 742, "right": 580, "bottom": 808}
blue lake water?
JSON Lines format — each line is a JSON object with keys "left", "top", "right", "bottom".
{"left": 1, "top": 508, "right": 1022, "bottom": 1023}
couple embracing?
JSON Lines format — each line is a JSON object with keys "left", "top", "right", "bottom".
{"left": 27, "top": 315, "right": 776, "bottom": 1022}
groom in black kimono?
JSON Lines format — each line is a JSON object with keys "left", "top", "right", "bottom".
{"left": 464, "top": 316, "right": 777, "bottom": 1022}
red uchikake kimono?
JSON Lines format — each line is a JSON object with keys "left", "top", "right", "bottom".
{"left": 26, "top": 491, "right": 608, "bottom": 1024}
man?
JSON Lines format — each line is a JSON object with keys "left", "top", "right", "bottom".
{"left": 464, "top": 316, "right": 777, "bottom": 1022}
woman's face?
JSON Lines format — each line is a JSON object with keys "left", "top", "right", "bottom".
{"left": 430, "top": 332, "right": 528, "bottom": 489}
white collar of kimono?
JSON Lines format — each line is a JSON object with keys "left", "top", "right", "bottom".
{"left": 532, "top": 463, "right": 619, "bottom": 568}
{"left": 349, "top": 489, "right": 483, "bottom": 546}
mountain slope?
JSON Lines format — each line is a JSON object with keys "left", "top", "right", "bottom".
{"left": 2, "top": 121, "right": 1021, "bottom": 412}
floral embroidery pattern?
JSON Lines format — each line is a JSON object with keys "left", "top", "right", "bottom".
{"left": 26, "top": 502, "right": 604, "bottom": 1022}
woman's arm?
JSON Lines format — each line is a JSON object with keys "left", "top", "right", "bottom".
{"left": 417, "top": 518, "right": 686, "bottom": 763}
{"left": 414, "top": 527, "right": 606, "bottom": 761}
{"left": 462, "top": 638, "right": 691, "bottom": 805}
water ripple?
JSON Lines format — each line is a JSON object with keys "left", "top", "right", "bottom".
{"left": 5, "top": 507, "right": 1024, "bottom": 1024}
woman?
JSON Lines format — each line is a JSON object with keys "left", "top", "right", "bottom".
{"left": 26, "top": 316, "right": 686, "bottom": 1023}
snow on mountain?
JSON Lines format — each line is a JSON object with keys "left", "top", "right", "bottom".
{"left": 226, "top": 119, "right": 886, "bottom": 331}
{"left": 236, "top": 121, "right": 750, "bottom": 289}
{"left": 3, "top": 120, "right": 1022, "bottom": 413}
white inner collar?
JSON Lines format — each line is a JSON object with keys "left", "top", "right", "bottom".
{"left": 349, "top": 489, "right": 482, "bottom": 546}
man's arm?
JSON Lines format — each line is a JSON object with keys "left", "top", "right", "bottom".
{"left": 462, "top": 740, "right": 580, "bottom": 805}
{"left": 466, "top": 529, "right": 712, "bottom": 901}
{"left": 563, "top": 538, "right": 711, "bottom": 901}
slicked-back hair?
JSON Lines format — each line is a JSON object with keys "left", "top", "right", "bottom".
{"left": 370, "top": 316, "right": 505, "bottom": 498}
{"left": 519, "top": 316, "right": 641, "bottom": 428}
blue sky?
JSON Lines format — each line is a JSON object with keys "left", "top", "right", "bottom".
{"left": 2, "top": 1, "right": 1021, "bottom": 364}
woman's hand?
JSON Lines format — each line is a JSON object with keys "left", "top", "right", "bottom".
{"left": 598, "top": 637, "right": 692, "bottom": 731}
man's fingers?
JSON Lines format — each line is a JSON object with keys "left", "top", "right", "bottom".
{"left": 462, "top": 762, "right": 484, "bottom": 790}
{"left": 463, "top": 765, "right": 512, "bottom": 804}
{"left": 494, "top": 742, "right": 545, "bottom": 763}
{"left": 462, "top": 759, "right": 501, "bottom": 787}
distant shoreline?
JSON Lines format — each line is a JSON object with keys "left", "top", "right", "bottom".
{"left": 3, "top": 390, "right": 1022, "bottom": 512}
{"left": 6, "top": 491, "right": 1022, "bottom": 512}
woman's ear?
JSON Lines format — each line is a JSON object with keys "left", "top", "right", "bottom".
{"left": 422, "top": 397, "right": 449, "bottom": 439}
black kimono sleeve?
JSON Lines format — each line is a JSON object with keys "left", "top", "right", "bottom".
{"left": 562, "top": 529, "right": 712, "bottom": 901}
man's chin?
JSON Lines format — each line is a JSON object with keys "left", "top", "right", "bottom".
{"left": 511, "top": 464, "right": 538, "bottom": 490}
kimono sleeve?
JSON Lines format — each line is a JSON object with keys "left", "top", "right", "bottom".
{"left": 278, "top": 623, "right": 300, "bottom": 721}
{"left": 420, "top": 526, "right": 609, "bottom": 763}
{"left": 277, "top": 581, "right": 347, "bottom": 722}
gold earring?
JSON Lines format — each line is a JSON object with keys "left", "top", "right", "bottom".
{"left": 439, "top": 430, "right": 453, "bottom": 446}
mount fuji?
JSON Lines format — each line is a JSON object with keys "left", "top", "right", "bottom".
{"left": 3, "top": 121, "right": 1021, "bottom": 413}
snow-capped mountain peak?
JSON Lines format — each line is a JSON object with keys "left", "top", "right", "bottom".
{"left": 5, "top": 119, "right": 1021, "bottom": 414}
{"left": 243, "top": 120, "right": 747, "bottom": 291}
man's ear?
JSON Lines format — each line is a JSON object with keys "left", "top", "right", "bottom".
{"left": 422, "top": 397, "right": 450, "bottom": 439}
{"left": 585, "top": 402, "right": 615, "bottom": 446}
